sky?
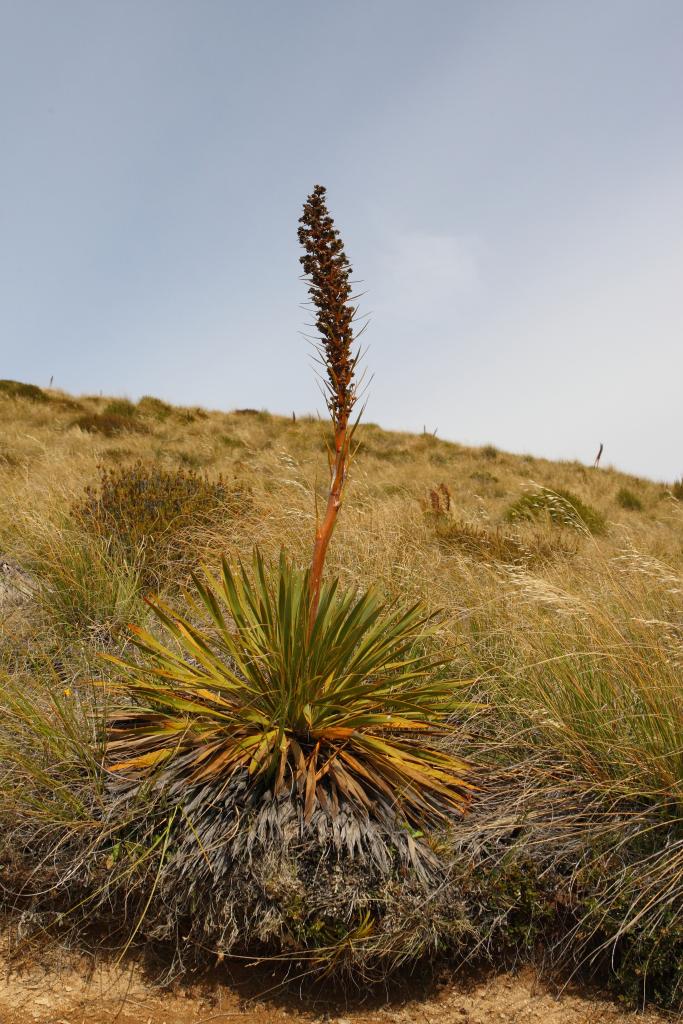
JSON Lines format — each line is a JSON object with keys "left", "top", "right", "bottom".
{"left": 1, "top": 1, "right": 682, "bottom": 480}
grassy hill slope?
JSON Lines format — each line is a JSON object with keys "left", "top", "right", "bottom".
{"left": 1, "top": 381, "right": 682, "bottom": 1008}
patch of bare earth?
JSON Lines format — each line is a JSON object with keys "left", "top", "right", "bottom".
{"left": 0, "top": 948, "right": 671, "bottom": 1024}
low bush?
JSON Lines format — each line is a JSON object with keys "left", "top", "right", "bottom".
{"left": 0, "top": 379, "right": 48, "bottom": 402}
{"left": 505, "top": 487, "right": 606, "bottom": 535}
{"left": 103, "top": 398, "right": 137, "bottom": 418}
{"left": 616, "top": 486, "right": 643, "bottom": 511}
{"left": 74, "top": 460, "right": 245, "bottom": 585}
{"left": 671, "top": 478, "right": 683, "bottom": 500}
{"left": 72, "top": 412, "right": 146, "bottom": 437}
{"left": 137, "top": 395, "right": 174, "bottom": 419}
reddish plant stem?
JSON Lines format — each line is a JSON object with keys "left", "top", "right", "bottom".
{"left": 308, "top": 423, "right": 349, "bottom": 636}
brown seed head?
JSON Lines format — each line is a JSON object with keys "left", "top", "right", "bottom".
{"left": 298, "top": 185, "right": 358, "bottom": 430}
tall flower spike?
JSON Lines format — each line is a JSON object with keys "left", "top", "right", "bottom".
{"left": 298, "top": 185, "right": 361, "bottom": 631}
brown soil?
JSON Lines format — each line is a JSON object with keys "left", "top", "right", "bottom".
{"left": 0, "top": 948, "right": 673, "bottom": 1024}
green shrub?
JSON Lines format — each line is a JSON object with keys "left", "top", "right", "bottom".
{"left": 616, "top": 487, "right": 643, "bottom": 511}
{"left": 72, "top": 412, "right": 146, "bottom": 437}
{"left": 505, "top": 487, "right": 606, "bottom": 535}
{"left": 0, "top": 379, "right": 48, "bottom": 402}
{"left": 137, "top": 395, "right": 174, "bottom": 419}
{"left": 74, "top": 460, "right": 243, "bottom": 585}
{"left": 103, "top": 398, "right": 137, "bottom": 418}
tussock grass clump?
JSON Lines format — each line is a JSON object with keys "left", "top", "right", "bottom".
{"left": 0, "top": 379, "right": 48, "bottom": 402}
{"left": 137, "top": 395, "right": 174, "bottom": 419}
{"left": 423, "top": 485, "right": 577, "bottom": 564}
{"left": 72, "top": 412, "right": 147, "bottom": 437}
{"left": 15, "top": 517, "right": 143, "bottom": 638}
{"left": 103, "top": 398, "right": 137, "bottom": 418}
{"left": 74, "top": 461, "right": 244, "bottom": 586}
{"left": 218, "top": 433, "right": 246, "bottom": 449}
{"left": 0, "top": 445, "right": 20, "bottom": 468}
{"left": 616, "top": 486, "right": 643, "bottom": 511}
{"left": 505, "top": 486, "right": 606, "bottom": 535}
{"left": 434, "top": 518, "right": 575, "bottom": 565}
{"left": 671, "top": 478, "right": 683, "bottom": 500}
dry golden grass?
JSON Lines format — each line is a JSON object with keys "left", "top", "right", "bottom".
{"left": 3, "top": 384, "right": 681, "bottom": 803}
{"left": 1, "top": 386, "right": 682, "bottom": 1004}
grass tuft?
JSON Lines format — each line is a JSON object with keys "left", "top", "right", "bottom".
{"left": 72, "top": 412, "right": 147, "bottom": 437}
{"left": 0, "top": 379, "right": 49, "bottom": 401}
{"left": 505, "top": 486, "right": 606, "bottom": 535}
{"left": 616, "top": 486, "right": 643, "bottom": 511}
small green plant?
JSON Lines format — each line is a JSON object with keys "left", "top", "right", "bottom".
{"left": 505, "top": 487, "right": 606, "bottom": 535}
{"left": 616, "top": 487, "right": 643, "bottom": 511}
{"left": 0, "top": 379, "right": 48, "bottom": 402}
{"left": 75, "top": 461, "right": 240, "bottom": 585}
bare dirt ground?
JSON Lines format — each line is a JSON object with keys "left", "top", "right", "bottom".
{"left": 0, "top": 948, "right": 674, "bottom": 1024}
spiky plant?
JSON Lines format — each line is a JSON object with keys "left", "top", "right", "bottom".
{"left": 103, "top": 554, "right": 472, "bottom": 849}
{"left": 97, "top": 186, "right": 473, "bottom": 874}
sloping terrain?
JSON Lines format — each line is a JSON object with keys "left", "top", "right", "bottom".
{"left": 0, "top": 383, "right": 682, "bottom": 1016}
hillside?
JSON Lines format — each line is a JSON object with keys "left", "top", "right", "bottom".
{"left": 1, "top": 381, "right": 679, "bottom": 564}
{"left": 0, "top": 380, "right": 682, "bottom": 1016}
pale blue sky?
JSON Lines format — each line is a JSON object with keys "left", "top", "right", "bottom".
{"left": 2, "top": 1, "right": 682, "bottom": 479}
